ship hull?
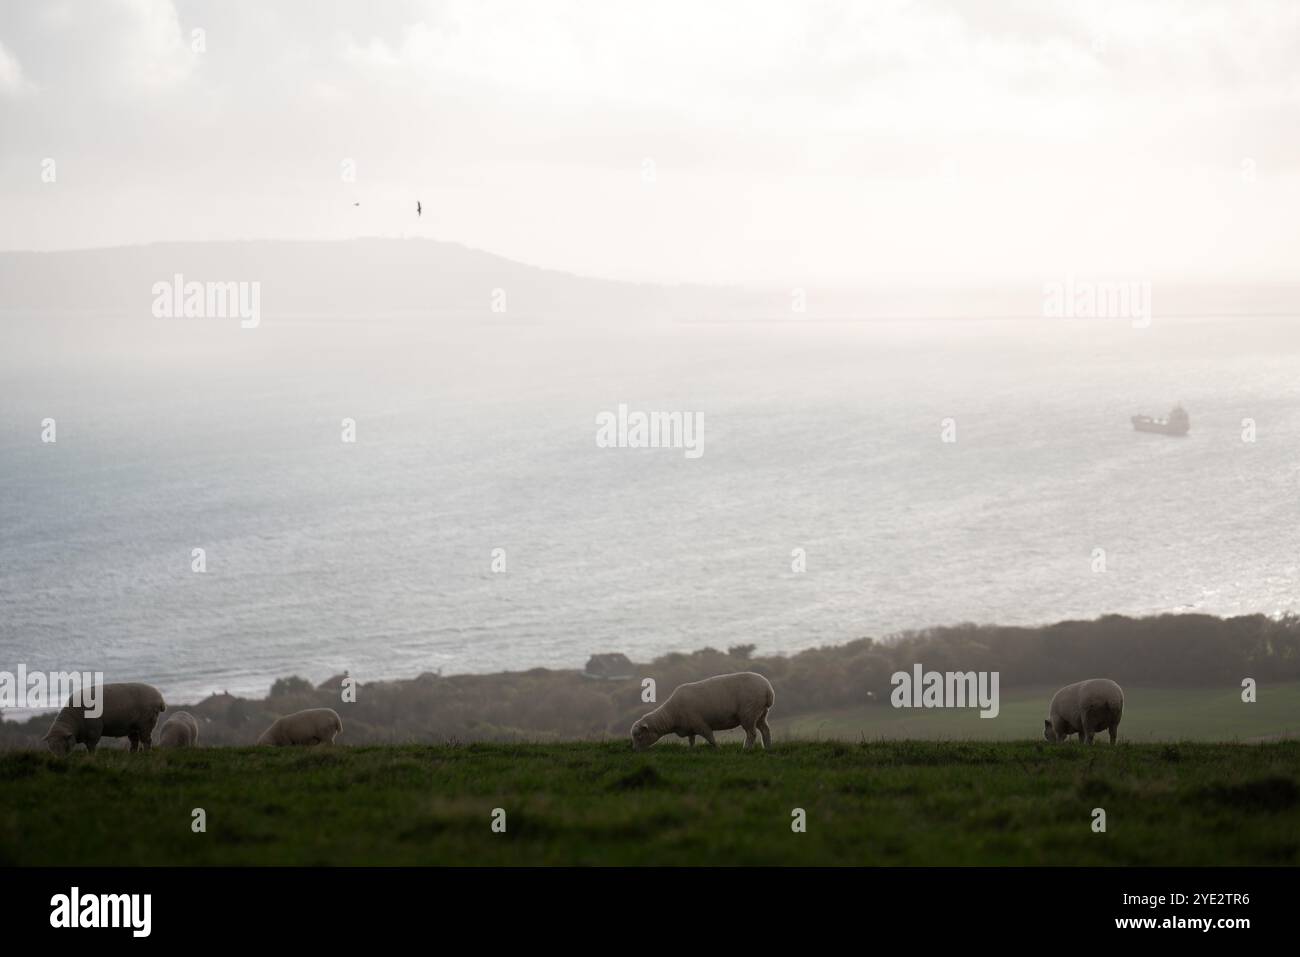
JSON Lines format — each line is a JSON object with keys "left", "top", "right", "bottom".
{"left": 1131, "top": 416, "right": 1189, "bottom": 436}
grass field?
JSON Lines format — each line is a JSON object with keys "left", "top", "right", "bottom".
{"left": 771, "top": 683, "right": 1300, "bottom": 743}
{"left": 2, "top": 740, "right": 1297, "bottom": 866}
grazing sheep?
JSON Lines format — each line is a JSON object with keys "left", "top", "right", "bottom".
{"left": 1044, "top": 678, "right": 1124, "bottom": 744}
{"left": 256, "top": 708, "right": 343, "bottom": 746}
{"left": 43, "top": 682, "right": 166, "bottom": 755}
{"left": 158, "top": 710, "right": 200, "bottom": 748}
{"left": 631, "top": 672, "right": 775, "bottom": 751}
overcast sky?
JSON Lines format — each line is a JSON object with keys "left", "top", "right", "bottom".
{"left": 0, "top": 0, "right": 1296, "bottom": 285}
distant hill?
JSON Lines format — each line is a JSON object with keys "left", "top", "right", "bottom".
{"left": 0, "top": 238, "right": 698, "bottom": 319}
{"left": 4, "top": 239, "right": 1300, "bottom": 321}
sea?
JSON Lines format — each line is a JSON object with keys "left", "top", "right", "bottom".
{"left": 2, "top": 309, "right": 1298, "bottom": 707}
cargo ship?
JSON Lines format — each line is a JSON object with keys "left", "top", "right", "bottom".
{"left": 1131, "top": 405, "right": 1189, "bottom": 436}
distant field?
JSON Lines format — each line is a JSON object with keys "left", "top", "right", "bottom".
{"left": 770, "top": 683, "right": 1300, "bottom": 743}
{"left": 1, "top": 741, "right": 1297, "bottom": 866}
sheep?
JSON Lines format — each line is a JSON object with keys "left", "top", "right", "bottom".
{"left": 43, "top": 682, "right": 166, "bottom": 755}
{"left": 256, "top": 707, "right": 343, "bottom": 746}
{"left": 157, "top": 710, "right": 200, "bottom": 748}
{"left": 1044, "top": 678, "right": 1124, "bottom": 744}
{"left": 631, "top": 672, "right": 774, "bottom": 751}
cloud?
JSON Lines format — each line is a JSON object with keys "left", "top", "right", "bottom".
{"left": 3, "top": 0, "right": 196, "bottom": 99}
{"left": 0, "top": 39, "right": 35, "bottom": 97}
{"left": 0, "top": 0, "right": 1297, "bottom": 283}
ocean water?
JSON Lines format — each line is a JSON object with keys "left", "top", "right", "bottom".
{"left": 2, "top": 311, "right": 1298, "bottom": 706}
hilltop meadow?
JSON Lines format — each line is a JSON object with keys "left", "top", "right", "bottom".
{"left": 2, "top": 741, "right": 1297, "bottom": 866}
{"left": 3, "top": 613, "right": 1298, "bottom": 866}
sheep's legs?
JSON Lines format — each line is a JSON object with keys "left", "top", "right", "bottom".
{"left": 1108, "top": 725, "right": 1118, "bottom": 744}
{"left": 757, "top": 712, "right": 772, "bottom": 749}
{"left": 743, "top": 727, "right": 757, "bottom": 750}
{"left": 688, "top": 734, "right": 696, "bottom": 748}
{"left": 127, "top": 732, "right": 140, "bottom": 753}
{"left": 700, "top": 730, "right": 718, "bottom": 748}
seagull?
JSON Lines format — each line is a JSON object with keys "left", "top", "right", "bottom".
{"left": 416, "top": 201, "right": 422, "bottom": 217}
{"left": 353, "top": 202, "right": 360, "bottom": 207}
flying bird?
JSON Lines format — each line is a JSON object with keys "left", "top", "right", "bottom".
{"left": 416, "top": 201, "right": 422, "bottom": 217}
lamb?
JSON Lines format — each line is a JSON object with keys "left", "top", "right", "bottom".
{"left": 1044, "top": 678, "right": 1124, "bottom": 744}
{"left": 256, "top": 707, "right": 343, "bottom": 746}
{"left": 631, "top": 672, "right": 775, "bottom": 751}
{"left": 157, "top": 710, "right": 200, "bottom": 748}
{"left": 43, "top": 682, "right": 166, "bottom": 755}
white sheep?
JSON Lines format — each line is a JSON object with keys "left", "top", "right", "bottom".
{"left": 1044, "top": 678, "right": 1124, "bottom": 744}
{"left": 43, "top": 682, "right": 166, "bottom": 755}
{"left": 631, "top": 672, "right": 775, "bottom": 751}
{"left": 157, "top": 710, "right": 200, "bottom": 748}
{"left": 256, "top": 707, "right": 343, "bottom": 746}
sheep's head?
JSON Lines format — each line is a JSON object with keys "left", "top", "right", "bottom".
{"left": 1043, "top": 719, "right": 1060, "bottom": 743}
{"left": 44, "top": 731, "right": 74, "bottom": 756}
{"left": 630, "top": 720, "right": 658, "bottom": 752}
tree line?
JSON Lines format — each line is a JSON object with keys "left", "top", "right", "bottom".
{"left": 2, "top": 612, "right": 1295, "bottom": 747}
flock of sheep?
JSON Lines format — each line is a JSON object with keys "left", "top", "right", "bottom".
{"left": 39, "top": 672, "right": 1125, "bottom": 754}
{"left": 630, "top": 673, "right": 1124, "bottom": 748}
{"left": 41, "top": 682, "right": 342, "bottom": 753}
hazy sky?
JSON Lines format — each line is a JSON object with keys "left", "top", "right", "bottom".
{"left": 0, "top": 0, "right": 1296, "bottom": 285}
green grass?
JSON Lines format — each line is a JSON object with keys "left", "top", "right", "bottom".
{"left": 772, "top": 683, "right": 1300, "bottom": 742}
{"left": 1, "top": 740, "right": 1297, "bottom": 866}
